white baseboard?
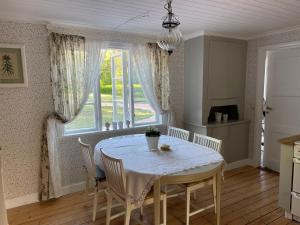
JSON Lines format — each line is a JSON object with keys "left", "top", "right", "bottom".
{"left": 225, "top": 158, "right": 253, "bottom": 171}
{"left": 60, "top": 181, "right": 86, "bottom": 196}
{"left": 5, "top": 193, "right": 39, "bottom": 209}
{"left": 5, "top": 181, "right": 86, "bottom": 210}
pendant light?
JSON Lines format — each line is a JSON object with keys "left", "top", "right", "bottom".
{"left": 157, "top": 0, "right": 183, "bottom": 55}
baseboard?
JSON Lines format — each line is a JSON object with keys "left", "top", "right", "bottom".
{"left": 5, "top": 181, "right": 86, "bottom": 209}
{"left": 60, "top": 181, "right": 86, "bottom": 196}
{"left": 5, "top": 192, "right": 39, "bottom": 209}
{"left": 225, "top": 158, "right": 253, "bottom": 171}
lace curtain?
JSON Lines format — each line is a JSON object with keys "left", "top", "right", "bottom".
{"left": 40, "top": 33, "right": 104, "bottom": 200}
{"left": 131, "top": 43, "right": 174, "bottom": 124}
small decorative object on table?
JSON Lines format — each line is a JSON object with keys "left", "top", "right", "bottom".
{"left": 160, "top": 144, "right": 171, "bottom": 151}
{"left": 105, "top": 122, "right": 110, "bottom": 131}
{"left": 145, "top": 127, "right": 161, "bottom": 151}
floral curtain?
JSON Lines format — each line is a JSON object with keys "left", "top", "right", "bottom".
{"left": 148, "top": 43, "right": 170, "bottom": 112}
{"left": 131, "top": 43, "right": 173, "bottom": 125}
{"left": 40, "top": 33, "right": 103, "bottom": 200}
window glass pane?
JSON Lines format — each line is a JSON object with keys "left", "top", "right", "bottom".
{"left": 100, "top": 49, "right": 129, "bottom": 129}
{"left": 112, "top": 53, "right": 124, "bottom": 122}
{"left": 132, "top": 73, "right": 157, "bottom": 124}
{"left": 100, "top": 50, "right": 113, "bottom": 126}
{"left": 64, "top": 93, "right": 97, "bottom": 133}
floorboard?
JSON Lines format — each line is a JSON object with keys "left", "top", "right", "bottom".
{"left": 7, "top": 166, "right": 300, "bottom": 225}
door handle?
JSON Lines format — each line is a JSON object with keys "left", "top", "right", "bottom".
{"left": 266, "top": 106, "right": 273, "bottom": 110}
{"left": 292, "top": 192, "right": 300, "bottom": 199}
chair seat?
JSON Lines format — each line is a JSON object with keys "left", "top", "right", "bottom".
{"left": 139, "top": 190, "right": 166, "bottom": 206}
{"left": 145, "top": 190, "right": 166, "bottom": 199}
{"left": 96, "top": 165, "right": 106, "bottom": 182}
{"left": 183, "top": 178, "right": 213, "bottom": 187}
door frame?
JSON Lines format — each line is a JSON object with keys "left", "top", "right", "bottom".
{"left": 253, "top": 40, "right": 300, "bottom": 167}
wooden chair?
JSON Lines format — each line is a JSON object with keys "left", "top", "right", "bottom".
{"left": 79, "top": 138, "right": 108, "bottom": 221}
{"left": 184, "top": 133, "right": 222, "bottom": 225}
{"left": 167, "top": 126, "right": 190, "bottom": 141}
{"left": 166, "top": 126, "right": 190, "bottom": 195}
{"left": 101, "top": 149, "right": 167, "bottom": 225}
{"left": 193, "top": 133, "right": 222, "bottom": 154}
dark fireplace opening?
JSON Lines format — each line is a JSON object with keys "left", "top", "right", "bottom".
{"left": 208, "top": 105, "right": 239, "bottom": 123}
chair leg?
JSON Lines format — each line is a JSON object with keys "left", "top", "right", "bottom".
{"left": 140, "top": 206, "right": 144, "bottom": 219}
{"left": 85, "top": 173, "right": 89, "bottom": 197}
{"left": 162, "top": 195, "right": 167, "bottom": 225}
{"left": 124, "top": 204, "right": 132, "bottom": 225}
{"left": 213, "top": 175, "right": 217, "bottom": 214}
{"left": 105, "top": 192, "right": 113, "bottom": 225}
{"left": 193, "top": 191, "right": 197, "bottom": 200}
{"left": 92, "top": 187, "right": 98, "bottom": 222}
{"left": 216, "top": 172, "right": 221, "bottom": 225}
{"left": 186, "top": 188, "right": 191, "bottom": 225}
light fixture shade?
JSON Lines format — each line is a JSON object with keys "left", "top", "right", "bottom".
{"left": 157, "top": 28, "right": 183, "bottom": 55}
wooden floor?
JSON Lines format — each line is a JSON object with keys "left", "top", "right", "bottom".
{"left": 7, "top": 166, "right": 300, "bottom": 225}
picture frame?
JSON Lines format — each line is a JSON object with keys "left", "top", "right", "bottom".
{"left": 0, "top": 44, "right": 28, "bottom": 87}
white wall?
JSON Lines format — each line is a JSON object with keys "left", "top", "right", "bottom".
{"left": 0, "top": 21, "right": 184, "bottom": 206}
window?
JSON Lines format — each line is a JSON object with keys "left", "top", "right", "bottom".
{"left": 64, "top": 48, "right": 159, "bottom": 135}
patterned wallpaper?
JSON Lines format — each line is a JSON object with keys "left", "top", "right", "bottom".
{"left": 0, "top": 22, "right": 184, "bottom": 200}
{"left": 0, "top": 22, "right": 53, "bottom": 199}
{"left": 245, "top": 28, "right": 300, "bottom": 159}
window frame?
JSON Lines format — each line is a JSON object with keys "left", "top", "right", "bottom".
{"left": 63, "top": 44, "right": 160, "bottom": 136}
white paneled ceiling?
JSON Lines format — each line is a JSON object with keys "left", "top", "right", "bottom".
{"left": 1, "top": 0, "right": 300, "bottom": 39}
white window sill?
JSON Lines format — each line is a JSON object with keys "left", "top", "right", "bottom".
{"left": 59, "top": 123, "right": 165, "bottom": 140}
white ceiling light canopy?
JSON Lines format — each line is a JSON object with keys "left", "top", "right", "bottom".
{"left": 157, "top": 0, "right": 183, "bottom": 55}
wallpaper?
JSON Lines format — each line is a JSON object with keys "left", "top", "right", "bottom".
{"left": 0, "top": 22, "right": 184, "bottom": 201}
{"left": 245, "top": 28, "right": 300, "bottom": 159}
{"left": 0, "top": 22, "right": 53, "bottom": 199}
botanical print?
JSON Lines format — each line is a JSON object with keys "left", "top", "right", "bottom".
{"left": 0, "top": 47, "right": 24, "bottom": 84}
{"left": 2, "top": 54, "right": 14, "bottom": 76}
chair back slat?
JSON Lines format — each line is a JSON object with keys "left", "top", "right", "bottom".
{"left": 168, "top": 126, "right": 190, "bottom": 141}
{"left": 101, "top": 150, "right": 126, "bottom": 198}
{"left": 193, "top": 133, "right": 222, "bottom": 153}
{"left": 78, "top": 138, "right": 96, "bottom": 180}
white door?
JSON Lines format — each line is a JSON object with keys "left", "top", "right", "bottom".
{"left": 264, "top": 47, "right": 300, "bottom": 172}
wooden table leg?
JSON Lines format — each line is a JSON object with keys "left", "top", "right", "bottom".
{"left": 216, "top": 170, "right": 221, "bottom": 225}
{"left": 154, "top": 179, "right": 161, "bottom": 225}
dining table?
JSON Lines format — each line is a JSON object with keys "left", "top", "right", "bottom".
{"left": 94, "top": 134, "right": 224, "bottom": 225}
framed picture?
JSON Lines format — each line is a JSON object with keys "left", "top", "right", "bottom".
{"left": 0, "top": 44, "right": 27, "bottom": 87}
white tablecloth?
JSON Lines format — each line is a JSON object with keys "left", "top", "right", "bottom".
{"left": 94, "top": 134, "right": 224, "bottom": 207}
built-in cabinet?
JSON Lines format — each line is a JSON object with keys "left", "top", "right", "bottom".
{"left": 185, "top": 121, "right": 249, "bottom": 163}
{"left": 207, "top": 39, "right": 246, "bottom": 100}
{"left": 183, "top": 35, "right": 249, "bottom": 163}
{"left": 278, "top": 136, "right": 300, "bottom": 222}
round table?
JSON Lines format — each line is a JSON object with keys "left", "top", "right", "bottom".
{"left": 94, "top": 134, "right": 224, "bottom": 225}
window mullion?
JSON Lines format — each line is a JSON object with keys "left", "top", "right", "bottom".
{"left": 129, "top": 54, "right": 135, "bottom": 126}
{"left": 111, "top": 56, "right": 118, "bottom": 122}
{"left": 122, "top": 51, "right": 129, "bottom": 124}
{"left": 95, "top": 78, "right": 102, "bottom": 131}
